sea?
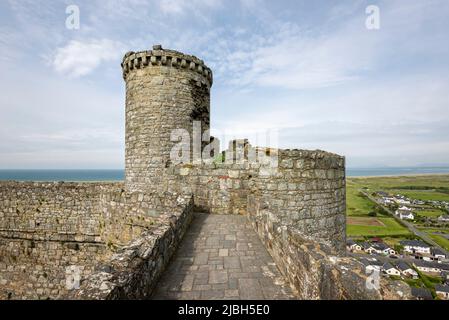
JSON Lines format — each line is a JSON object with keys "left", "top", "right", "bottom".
{"left": 347, "top": 167, "right": 449, "bottom": 177}
{"left": 1, "top": 167, "right": 449, "bottom": 181}
{"left": 0, "top": 169, "right": 124, "bottom": 182}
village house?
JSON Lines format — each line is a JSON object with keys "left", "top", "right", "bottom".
{"left": 441, "top": 271, "right": 449, "bottom": 282}
{"left": 395, "top": 195, "right": 411, "bottom": 205}
{"left": 395, "top": 206, "right": 414, "bottom": 220}
{"left": 401, "top": 240, "right": 431, "bottom": 255}
{"left": 410, "top": 253, "right": 435, "bottom": 262}
{"left": 435, "top": 285, "right": 449, "bottom": 300}
{"left": 396, "top": 262, "right": 419, "bottom": 279}
{"left": 383, "top": 262, "right": 401, "bottom": 276}
{"left": 431, "top": 248, "right": 447, "bottom": 261}
{"left": 372, "top": 243, "right": 396, "bottom": 255}
{"left": 381, "top": 197, "right": 395, "bottom": 205}
{"left": 360, "top": 242, "right": 378, "bottom": 255}
{"left": 346, "top": 239, "right": 362, "bottom": 252}
{"left": 376, "top": 191, "right": 389, "bottom": 197}
{"left": 413, "top": 260, "right": 449, "bottom": 274}
{"left": 360, "top": 258, "right": 383, "bottom": 272}
{"left": 411, "top": 287, "right": 433, "bottom": 300}
{"left": 438, "top": 215, "right": 449, "bottom": 222}
{"left": 398, "top": 211, "right": 415, "bottom": 220}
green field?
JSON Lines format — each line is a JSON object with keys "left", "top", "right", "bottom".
{"left": 347, "top": 217, "right": 411, "bottom": 237}
{"left": 346, "top": 180, "right": 386, "bottom": 217}
{"left": 346, "top": 175, "right": 449, "bottom": 238}
{"left": 391, "top": 190, "right": 449, "bottom": 202}
{"left": 416, "top": 209, "right": 446, "bottom": 218}
{"left": 348, "top": 175, "right": 449, "bottom": 202}
{"left": 417, "top": 227, "right": 449, "bottom": 233}
{"left": 427, "top": 233, "right": 449, "bottom": 251}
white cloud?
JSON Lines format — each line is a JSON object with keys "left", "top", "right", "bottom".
{"left": 50, "top": 39, "right": 126, "bottom": 77}
{"left": 213, "top": 17, "right": 377, "bottom": 90}
{"left": 158, "top": 0, "right": 223, "bottom": 15}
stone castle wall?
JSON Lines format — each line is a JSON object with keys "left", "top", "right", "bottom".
{"left": 251, "top": 149, "right": 346, "bottom": 253}
{"left": 0, "top": 182, "right": 121, "bottom": 299}
{"left": 0, "top": 181, "right": 191, "bottom": 299}
{"left": 246, "top": 198, "right": 410, "bottom": 299}
{"left": 0, "top": 182, "right": 120, "bottom": 241}
{"left": 71, "top": 194, "right": 194, "bottom": 299}
{"left": 161, "top": 148, "right": 346, "bottom": 253}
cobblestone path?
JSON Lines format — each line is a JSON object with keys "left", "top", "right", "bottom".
{"left": 152, "top": 213, "right": 297, "bottom": 300}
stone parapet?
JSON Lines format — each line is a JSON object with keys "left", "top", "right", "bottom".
{"left": 71, "top": 194, "right": 194, "bottom": 299}
{"left": 247, "top": 196, "right": 411, "bottom": 300}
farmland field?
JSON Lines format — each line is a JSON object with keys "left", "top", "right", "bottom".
{"left": 415, "top": 209, "right": 446, "bottom": 218}
{"left": 417, "top": 227, "right": 449, "bottom": 233}
{"left": 346, "top": 174, "right": 449, "bottom": 238}
{"left": 390, "top": 190, "right": 449, "bottom": 202}
{"left": 346, "top": 180, "right": 386, "bottom": 217}
{"left": 347, "top": 217, "right": 385, "bottom": 226}
{"left": 347, "top": 175, "right": 449, "bottom": 202}
{"left": 347, "top": 217, "right": 411, "bottom": 237}
{"left": 428, "top": 234, "right": 449, "bottom": 251}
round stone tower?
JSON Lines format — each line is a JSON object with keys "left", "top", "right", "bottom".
{"left": 122, "top": 45, "right": 213, "bottom": 193}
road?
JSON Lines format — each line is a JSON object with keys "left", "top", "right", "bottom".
{"left": 359, "top": 189, "right": 449, "bottom": 256}
{"left": 349, "top": 252, "right": 422, "bottom": 265}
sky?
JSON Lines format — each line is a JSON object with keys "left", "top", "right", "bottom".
{"left": 0, "top": 0, "right": 448, "bottom": 169}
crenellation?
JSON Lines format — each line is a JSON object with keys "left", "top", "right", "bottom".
{"left": 121, "top": 46, "right": 213, "bottom": 86}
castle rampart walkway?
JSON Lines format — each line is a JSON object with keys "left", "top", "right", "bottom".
{"left": 151, "top": 213, "right": 297, "bottom": 300}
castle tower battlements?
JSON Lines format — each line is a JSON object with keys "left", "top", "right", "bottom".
{"left": 123, "top": 45, "right": 212, "bottom": 193}
{"left": 121, "top": 45, "right": 213, "bottom": 86}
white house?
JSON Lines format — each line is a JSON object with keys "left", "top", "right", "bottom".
{"left": 383, "top": 262, "right": 401, "bottom": 276}
{"left": 395, "top": 198, "right": 411, "bottom": 205}
{"left": 432, "top": 248, "right": 447, "bottom": 260}
{"left": 421, "top": 255, "right": 435, "bottom": 262}
{"left": 401, "top": 240, "right": 431, "bottom": 254}
{"left": 396, "top": 262, "right": 419, "bottom": 279}
{"left": 435, "top": 285, "right": 449, "bottom": 300}
{"left": 372, "top": 243, "right": 396, "bottom": 255}
{"left": 346, "top": 240, "right": 362, "bottom": 252}
{"left": 438, "top": 215, "right": 449, "bottom": 222}
{"left": 398, "top": 211, "right": 414, "bottom": 220}
{"left": 413, "top": 260, "right": 442, "bottom": 274}
{"left": 381, "top": 197, "right": 395, "bottom": 205}
{"left": 361, "top": 242, "right": 378, "bottom": 254}
{"left": 360, "top": 258, "right": 383, "bottom": 272}
{"left": 395, "top": 206, "right": 414, "bottom": 220}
